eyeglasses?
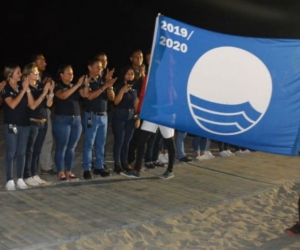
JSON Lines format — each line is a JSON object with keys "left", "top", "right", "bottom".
{"left": 31, "top": 71, "right": 39, "bottom": 75}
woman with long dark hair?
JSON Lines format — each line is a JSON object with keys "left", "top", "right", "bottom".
{"left": 112, "top": 66, "right": 140, "bottom": 173}
{"left": 52, "top": 64, "right": 89, "bottom": 181}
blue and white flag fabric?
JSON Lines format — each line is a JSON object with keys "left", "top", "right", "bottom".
{"left": 141, "top": 15, "right": 300, "bottom": 156}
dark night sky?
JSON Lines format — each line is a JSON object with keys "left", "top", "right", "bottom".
{"left": 1, "top": 0, "right": 300, "bottom": 79}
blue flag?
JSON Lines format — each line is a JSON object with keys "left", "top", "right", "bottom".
{"left": 141, "top": 15, "right": 300, "bottom": 156}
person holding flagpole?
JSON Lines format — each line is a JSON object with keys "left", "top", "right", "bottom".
{"left": 121, "top": 67, "right": 176, "bottom": 179}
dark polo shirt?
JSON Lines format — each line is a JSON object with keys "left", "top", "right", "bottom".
{"left": 28, "top": 82, "right": 47, "bottom": 119}
{"left": 53, "top": 81, "right": 81, "bottom": 116}
{"left": 1, "top": 83, "right": 30, "bottom": 126}
{"left": 83, "top": 77, "right": 108, "bottom": 113}
{"left": 114, "top": 83, "right": 137, "bottom": 110}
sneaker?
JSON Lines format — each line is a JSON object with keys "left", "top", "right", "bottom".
{"left": 25, "top": 177, "right": 39, "bottom": 186}
{"left": 33, "top": 175, "right": 46, "bottom": 184}
{"left": 285, "top": 221, "right": 300, "bottom": 235}
{"left": 235, "top": 150, "right": 244, "bottom": 155}
{"left": 145, "top": 162, "right": 156, "bottom": 169}
{"left": 93, "top": 168, "right": 111, "bottom": 177}
{"left": 120, "top": 170, "right": 140, "bottom": 178}
{"left": 17, "top": 178, "right": 29, "bottom": 189}
{"left": 243, "top": 149, "right": 251, "bottom": 154}
{"left": 195, "top": 155, "right": 209, "bottom": 161}
{"left": 65, "top": 172, "right": 79, "bottom": 181}
{"left": 195, "top": 155, "right": 203, "bottom": 161}
{"left": 178, "top": 156, "right": 192, "bottom": 162}
{"left": 5, "top": 180, "right": 16, "bottom": 191}
{"left": 41, "top": 169, "right": 57, "bottom": 175}
{"left": 159, "top": 171, "right": 174, "bottom": 179}
{"left": 204, "top": 151, "right": 215, "bottom": 159}
{"left": 83, "top": 170, "right": 93, "bottom": 180}
{"left": 158, "top": 153, "right": 168, "bottom": 164}
{"left": 219, "top": 150, "right": 229, "bottom": 157}
{"left": 226, "top": 150, "right": 235, "bottom": 156}
{"left": 201, "top": 154, "right": 210, "bottom": 160}
{"left": 153, "top": 161, "right": 165, "bottom": 167}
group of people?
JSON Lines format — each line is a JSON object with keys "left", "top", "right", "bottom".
{"left": 0, "top": 47, "right": 256, "bottom": 193}
{"left": 0, "top": 58, "right": 91, "bottom": 190}
{"left": 3, "top": 49, "right": 300, "bottom": 239}
{"left": 0, "top": 49, "right": 179, "bottom": 191}
{"left": 3, "top": 49, "right": 300, "bottom": 241}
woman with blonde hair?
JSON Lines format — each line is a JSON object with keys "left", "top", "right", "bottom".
{"left": 22, "top": 63, "right": 55, "bottom": 186}
{"left": 1, "top": 64, "right": 35, "bottom": 190}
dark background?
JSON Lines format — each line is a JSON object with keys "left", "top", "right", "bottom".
{"left": 1, "top": 0, "right": 300, "bottom": 79}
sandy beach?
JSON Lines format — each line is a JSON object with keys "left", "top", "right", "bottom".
{"left": 42, "top": 177, "right": 300, "bottom": 250}
{"left": 1, "top": 121, "right": 300, "bottom": 250}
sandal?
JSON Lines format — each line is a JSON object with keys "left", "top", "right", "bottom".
{"left": 65, "top": 172, "right": 79, "bottom": 181}
{"left": 57, "top": 172, "right": 67, "bottom": 181}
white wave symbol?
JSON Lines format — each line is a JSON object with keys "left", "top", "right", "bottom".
{"left": 190, "top": 94, "right": 262, "bottom": 134}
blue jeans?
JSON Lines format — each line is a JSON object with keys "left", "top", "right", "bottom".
{"left": 4, "top": 124, "right": 30, "bottom": 181}
{"left": 24, "top": 121, "right": 48, "bottom": 178}
{"left": 52, "top": 115, "right": 82, "bottom": 173}
{"left": 192, "top": 136, "right": 208, "bottom": 154}
{"left": 112, "top": 109, "right": 135, "bottom": 164}
{"left": 176, "top": 131, "right": 187, "bottom": 159}
{"left": 83, "top": 111, "right": 108, "bottom": 171}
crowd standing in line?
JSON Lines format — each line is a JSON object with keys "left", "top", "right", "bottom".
{"left": 0, "top": 49, "right": 251, "bottom": 190}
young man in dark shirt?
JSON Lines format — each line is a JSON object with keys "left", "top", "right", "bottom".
{"left": 82, "top": 58, "right": 117, "bottom": 179}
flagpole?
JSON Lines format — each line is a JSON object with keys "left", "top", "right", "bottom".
{"left": 145, "top": 13, "right": 161, "bottom": 89}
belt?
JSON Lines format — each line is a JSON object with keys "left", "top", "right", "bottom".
{"left": 85, "top": 110, "right": 106, "bottom": 116}
{"left": 30, "top": 118, "right": 47, "bottom": 123}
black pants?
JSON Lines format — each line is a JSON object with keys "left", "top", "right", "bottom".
{"left": 134, "top": 130, "right": 175, "bottom": 172}
{"left": 144, "top": 129, "right": 163, "bottom": 162}
{"left": 127, "top": 126, "right": 141, "bottom": 164}
{"left": 128, "top": 120, "right": 162, "bottom": 164}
